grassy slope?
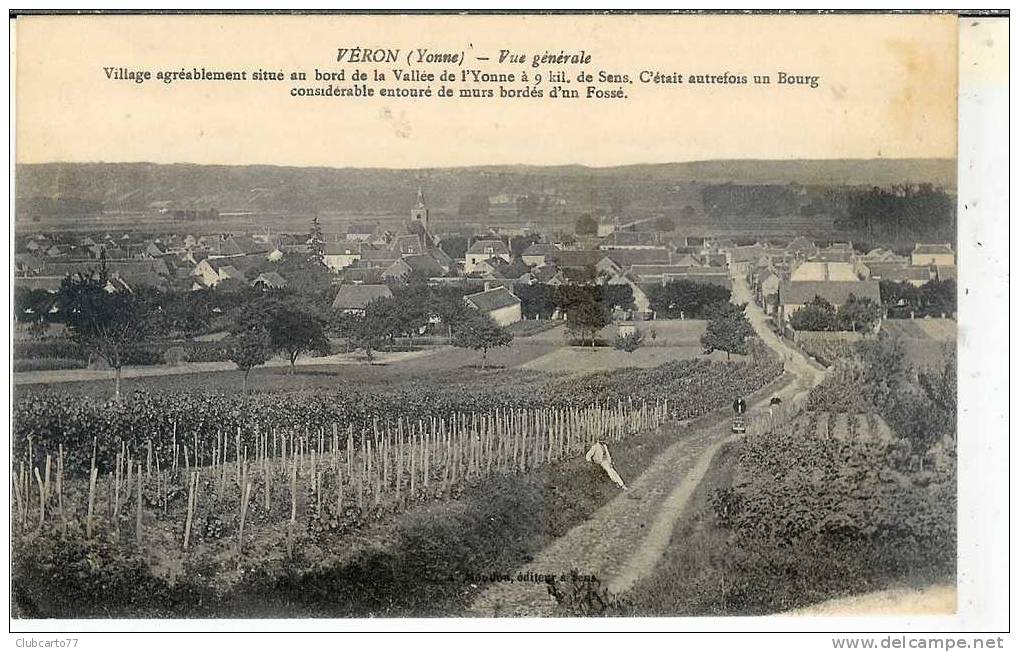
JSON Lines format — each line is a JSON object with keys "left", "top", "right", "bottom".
{"left": 614, "top": 424, "right": 955, "bottom": 616}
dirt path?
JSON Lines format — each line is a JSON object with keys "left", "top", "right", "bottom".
{"left": 468, "top": 278, "right": 823, "bottom": 616}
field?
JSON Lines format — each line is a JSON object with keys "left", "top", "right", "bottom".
{"left": 14, "top": 320, "right": 711, "bottom": 399}
{"left": 792, "top": 319, "right": 957, "bottom": 370}
{"left": 881, "top": 318, "right": 957, "bottom": 370}
{"left": 881, "top": 319, "right": 957, "bottom": 341}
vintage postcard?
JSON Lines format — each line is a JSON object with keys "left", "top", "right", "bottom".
{"left": 5, "top": 9, "right": 1009, "bottom": 638}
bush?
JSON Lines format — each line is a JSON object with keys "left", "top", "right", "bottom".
{"left": 121, "top": 346, "right": 165, "bottom": 366}
{"left": 12, "top": 524, "right": 216, "bottom": 618}
{"left": 12, "top": 339, "right": 85, "bottom": 361}
{"left": 12, "top": 358, "right": 88, "bottom": 372}
{"left": 613, "top": 330, "right": 644, "bottom": 353}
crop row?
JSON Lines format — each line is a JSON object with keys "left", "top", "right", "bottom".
{"left": 14, "top": 354, "right": 784, "bottom": 474}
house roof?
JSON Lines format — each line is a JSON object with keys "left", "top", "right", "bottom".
{"left": 913, "top": 243, "right": 954, "bottom": 255}
{"left": 401, "top": 253, "right": 447, "bottom": 277}
{"left": 779, "top": 280, "right": 881, "bottom": 306}
{"left": 528, "top": 264, "right": 563, "bottom": 284}
{"left": 786, "top": 236, "right": 818, "bottom": 254}
{"left": 935, "top": 265, "right": 956, "bottom": 281}
{"left": 111, "top": 270, "right": 168, "bottom": 291}
{"left": 631, "top": 264, "right": 706, "bottom": 278}
{"left": 14, "top": 253, "right": 43, "bottom": 271}
{"left": 881, "top": 266, "right": 932, "bottom": 282}
{"left": 546, "top": 249, "right": 603, "bottom": 268}
{"left": 391, "top": 234, "right": 424, "bottom": 255}
{"left": 15, "top": 276, "right": 64, "bottom": 292}
{"left": 729, "top": 244, "right": 764, "bottom": 263}
{"left": 217, "top": 265, "right": 247, "bottom": 283}
{"left": 43, "top": 259, "right": 169, "bottom": 279}
{"left": 599, "top": 231, "right": 660, "bottom": 247}
{"left": 465, "top": 286, "right": 521, "bottom": 313}
{"left": 522, "top": 243, "right": 558, "bottom": 256}
{"left": 862, "top": 261, "right": 911, "bottom": 279}
{"left": 657, "top": 273, "right": 732, "bottom": 290}
{"left": 600, "top": 248, "right": 672, "bottom": 268}
{"left": 323, "top": 242, "right": 361, "bottom": 256}
{"left": 790, "top": 261, "right": 859, "bottom": 282}
{"left": 252, "top": 271, "right": 287, "bottom": 288}
{"left": 331, "top": 284, "right": 393, "bottom": 310}
{"left": 466, "top": 239, "right": 509, "bottom": 256}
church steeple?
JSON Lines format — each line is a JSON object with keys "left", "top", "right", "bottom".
{"left": 411, "top": 186, "right": 429, "bottom": 233}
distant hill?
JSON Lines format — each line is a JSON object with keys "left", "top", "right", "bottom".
{"left": 15, "top": 159, "right": 955, "bottom": 221}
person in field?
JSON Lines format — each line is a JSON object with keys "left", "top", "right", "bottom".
{"left": 585, "top": 440, "right": 628, "bottom": 490}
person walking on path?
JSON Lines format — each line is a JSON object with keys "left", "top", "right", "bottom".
{"left": 585, "top": 440, "right": 628, "bottom": 490}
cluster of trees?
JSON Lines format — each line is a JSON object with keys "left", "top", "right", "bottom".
{"left": 56, "top": 274, "right": 331, "bottom": 398}
{"left": 789, "top": 294, "right": 883, "bottom": 333}
{"left": 559, "top": 287, "right": 612, "bottom": 347}
{"left": 879, "top": 279, "right": 956, "bottom": 318}
{"left": 513, "top": 283, "right": 633, "bottom": 320}
{"left": 645, "top": 280, "right": 732, "bottom": 319}
{"left": 835, "top": 184, "right": 956, "bottom": 244}
{"left": 336, "top": 285, "right": 513, "bottom": 368}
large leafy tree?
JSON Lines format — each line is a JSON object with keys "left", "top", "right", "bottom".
{"left": 836, "top": 294, "right": 883, "bottom": 332}
{"left": 223, "top": 324, "right": 273, "bottom": 393}
{"left": 513, "top": 283, "right": 556, "bottom": 319}
{"left": 575, "top": 213, "right": 598, "bottom": 236}
{"left": 563, "top": 293, "right": 611, "bottom": 347}
{"left": 450, "top": 309, "right": 513, "bottom": 369}
{"left": 700, "top": 301, "right": 755, "bottom": 360}
{"left": 789, "top": 296, "right": 838, "bottom": 332}
{"left": 430, "top": 285, "right": 470, "bottom": 342}
{"left": 262, "top": 298, "right": 329, "bottom": 373}
{"left": 57, "top": 275, "right": 160, "bottom": 400}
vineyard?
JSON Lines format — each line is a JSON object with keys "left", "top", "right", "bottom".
{"left": 13, "top": 399, "right": 669, "bottom": 558}
{"left": 11, "top": 352, "right": 784, "bottom": 617}
{"left": 617, "top": 409, "right": 956, "bottom": 616}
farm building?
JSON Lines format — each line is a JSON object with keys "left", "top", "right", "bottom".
{"left": 331, "top": 284, "right": 393, "bottom": 315}
{"left": 777, "top": 279, "right": 881, "bottom": 325}
{"left": 911, "top": 243, "right": 955, "bottom": 267}
{"left": 464, "top": 286, "right": 522, "bottom": 326}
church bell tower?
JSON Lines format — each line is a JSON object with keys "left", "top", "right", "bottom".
{"left": 410, "top": 186, "right": 429, "bottom": 233}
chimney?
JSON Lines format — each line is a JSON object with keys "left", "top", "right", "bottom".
{"left": 484, "top": 281, "right": 492, "bottom": 292}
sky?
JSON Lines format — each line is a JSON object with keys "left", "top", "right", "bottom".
{"left": 15, "top": 13, "right": 958, "bottom": 168}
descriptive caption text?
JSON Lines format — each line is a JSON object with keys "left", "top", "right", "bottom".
{"left": 102, "top": 45, "right": 822, "bottom": 102}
